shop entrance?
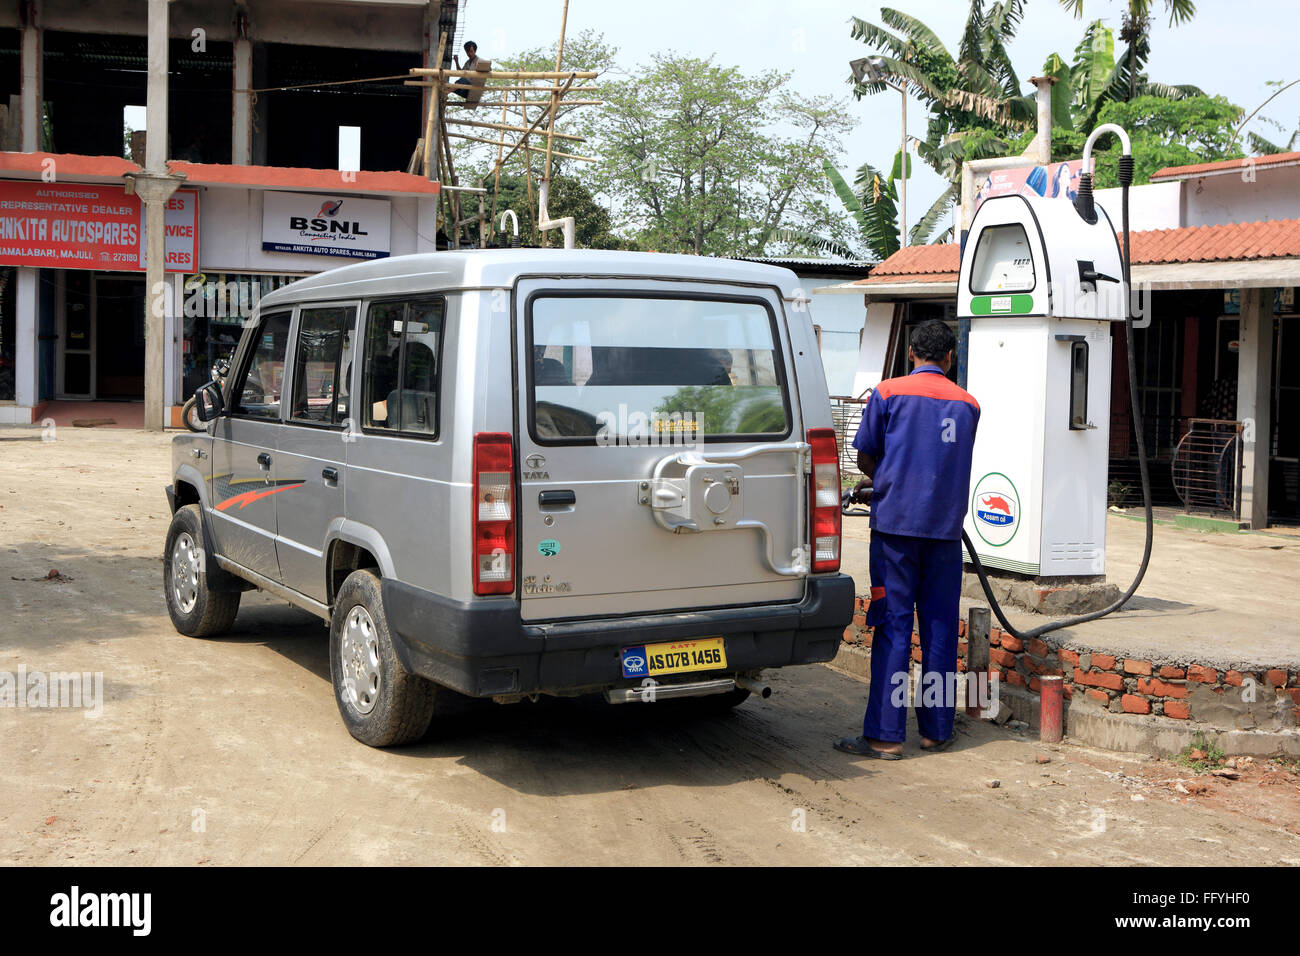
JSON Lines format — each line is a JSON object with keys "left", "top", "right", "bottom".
{"left": 56, "top": 271, "right": 145, "bottom": 400}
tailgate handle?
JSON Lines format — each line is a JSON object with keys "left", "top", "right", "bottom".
{"left": 322, "top": 467, "right": 340, "bottom": 483}
{"left": 539, "top": 489, "right": 576, "bottom": 508}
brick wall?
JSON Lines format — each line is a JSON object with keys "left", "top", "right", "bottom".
{"left": 842, "top": 596, "right": 1300, "bottom": 725}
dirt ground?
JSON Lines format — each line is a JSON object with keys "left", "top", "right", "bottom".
{"left": 2, "top": 424, "right": 1299, "bottom": 866}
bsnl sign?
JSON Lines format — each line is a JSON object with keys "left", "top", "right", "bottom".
{"left": 262, "top": 190, "right": 391, "bottom": 260}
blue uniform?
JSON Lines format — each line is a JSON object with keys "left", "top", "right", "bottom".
{"left": 851, "top": 365, "right": 980, "bottom": 744}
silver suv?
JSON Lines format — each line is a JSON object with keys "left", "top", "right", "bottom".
{"left": 164, "top": 250, "right": 854, "bottom": 746}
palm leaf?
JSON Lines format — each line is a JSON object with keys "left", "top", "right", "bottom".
{"left": 1042, "top": 53, "right": 1074, "bottom": 129}
{"left": 1144, "top": 81, "right": 1204, "bottom": 100}
{"left": 1070, "top": 20, "right": 1114, "bottom": 114}
{"left": 852, "top": 162, "right": 901, "bottom": 261}
{"left": 958, "top": 0, "right": 988, "bottom": 64}
{"left": 823, "top": 159, "right": 871, "bottom": 239}
{"left": 848, "top": 54, "right": 945, "bottom": 103}
{"left": 988, "top": 0, "right": 1028, "bottom": 40}
{"left": 779, "top": 229, "right": 860, "bottom": 260}
{"left": 879, "top": 7, "right": 953, "bottom": 61}
{"left": 848, "top": 18, "right": 908, "bottom": 60}
{"left": 909, "top": 185, "right": 957, "bottom": 246}
{"left": 889, "top": 149, "right": 913, "bottom": 183}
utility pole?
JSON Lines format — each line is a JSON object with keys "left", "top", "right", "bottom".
{"left": 131, "top": 0, "right": 185, "bottom": 431}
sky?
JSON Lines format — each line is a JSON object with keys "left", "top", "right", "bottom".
{"left": 458, "top": 0, "right": 1298, "bottom": 244}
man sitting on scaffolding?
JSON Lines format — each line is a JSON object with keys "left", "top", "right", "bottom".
{"left": 451, "top": 40, "right": 489, "bottom": 104}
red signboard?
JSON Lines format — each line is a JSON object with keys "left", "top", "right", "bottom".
{"left": 0, "top": 180, "right": 199, "bottom": 273}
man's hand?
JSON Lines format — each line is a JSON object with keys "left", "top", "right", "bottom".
{"left": 851, "top": 477, "right": 872, "bottom": 503}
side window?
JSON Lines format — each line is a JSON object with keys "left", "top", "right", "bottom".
{"left": 362, "top": 297, "right": 444, "bottom": 436}
{"left": 230, "top": 311, "right": 292, "bottom": 420}
{"left": 289, "top": 305, "right": 356, "bottom": 427}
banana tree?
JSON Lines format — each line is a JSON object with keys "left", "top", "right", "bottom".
{"left": 1059, "top": 1, "right": 1199, "bottom": 107}
{"left": 845, "top": 3, "right": 1039, "bottom": 251}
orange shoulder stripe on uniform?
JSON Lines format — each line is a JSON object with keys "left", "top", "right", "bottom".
{"left": 875, "top": 373, "right": 979, "bottom": 411}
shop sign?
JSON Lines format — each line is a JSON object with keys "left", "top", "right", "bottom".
{"left": 261, "top": 190, "right": 391, "bottom": 260}
{"left": 0, "top": 180, "right": 198, "bottom": 273}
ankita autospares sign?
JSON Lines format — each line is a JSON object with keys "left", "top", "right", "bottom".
{"left": 0, "top": 181, "right": 198, "bottom": 272}
{"left": 261, "top": 190, "right": 391, "bottom": 260}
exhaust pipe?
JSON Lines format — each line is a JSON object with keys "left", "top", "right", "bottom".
{"left": 735, "top": 675, "right": 772, "bottom": 699}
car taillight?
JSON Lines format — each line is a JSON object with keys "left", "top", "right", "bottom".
{"left": 473, "top": 432, "right": 515, "bottom": 595}
{"left": 807, "top": 427, "right": 841, "bottom": 573}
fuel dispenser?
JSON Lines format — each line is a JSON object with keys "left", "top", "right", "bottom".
{"left": 957, "top": 125, "right": 1154, "bottom": 641}
{"left": 958, "top": 181, "right": 1125, "bottom": 576}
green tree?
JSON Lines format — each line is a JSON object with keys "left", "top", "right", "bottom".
{"left": 589, "top": 54, "right": 855, "bottom": 256}
{"left": 847, "top": 3, "right": 1039, "bottom": 248}
{"left": 1059, "top": 1, "right": 1198, "bottom": 103}
{"left": 1011, "top": 94, "right": 1243, "bottom": 186}
{"left": 479, "top": 170, "right": 629, "bottom": 249}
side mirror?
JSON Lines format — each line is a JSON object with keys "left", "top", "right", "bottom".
{"left": 194, "top": 381, "right": 225, "bottom": 422}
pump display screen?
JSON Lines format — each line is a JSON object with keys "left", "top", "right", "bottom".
{"left": 970, "top": 223, "right": 1035, "bottom": 293}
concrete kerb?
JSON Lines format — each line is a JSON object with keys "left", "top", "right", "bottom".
{"left": 834, "top": 591, "right": 1300, "bottom": 759}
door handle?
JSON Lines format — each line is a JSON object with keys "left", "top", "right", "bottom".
{"left": 322, "top": 467, "right": 339, "bottom": 483}
{"left": 257, "top": 452, "right": 272, "bottom": 468}
{"left": 539, "top": 489, "right": 576, "bottom": 508}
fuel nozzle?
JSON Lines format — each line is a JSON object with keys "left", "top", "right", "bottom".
{"left": 1074, "top": 172, "right": 1097, "bottom": 224}
{"left": 1075, "top": 122, "right": 1134, "bottom": 224}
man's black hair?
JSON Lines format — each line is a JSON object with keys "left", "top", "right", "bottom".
{"left": 910, "top": 320, "right": 957, "bottom": 363}
{"left": 464, "top": 40, "right": 477, "bottom": 53}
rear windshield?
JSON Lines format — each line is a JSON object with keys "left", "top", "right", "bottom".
{"left": 528, "top": 294, "right": 790, "bottom": 444}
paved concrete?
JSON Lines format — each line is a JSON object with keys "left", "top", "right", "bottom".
{"left": 842, "top": 511, "right": 1300, "bottom": 671}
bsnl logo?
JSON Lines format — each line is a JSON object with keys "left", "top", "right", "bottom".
{"left": 288, "top": 200, "right": 369, "bottom": 237}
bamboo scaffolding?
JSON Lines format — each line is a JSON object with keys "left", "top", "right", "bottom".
{"left": 448, "top": 99, "right": 602, "bottom": 109}
{"left": 421, "top": 30, "right": 447, "bottom": 180}
{"left": 443, "top": 130, "right": 594, "bottom": 162}
{"left": 415, "top": 4, "right": 598, "bottom": 249}
{"left": 444, "top": 116, "right": 586, "bottom": 142}
{"left": 404, "top": 82, "right": 599, "bottom": 94}
{"left": 409, "top": 68, "right": 597, "bottom": 79}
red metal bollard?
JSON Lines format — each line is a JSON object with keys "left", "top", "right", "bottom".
{"left": 1040, "top": 675, "right": 1063, "bottom": 743}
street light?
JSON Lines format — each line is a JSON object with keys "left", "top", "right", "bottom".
{"left": 850, "top": 56, "right": 909, "bottom": 248}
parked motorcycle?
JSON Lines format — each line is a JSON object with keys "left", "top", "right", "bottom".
{"left": 182, "top": 357, "right": 231, "bottom": 432}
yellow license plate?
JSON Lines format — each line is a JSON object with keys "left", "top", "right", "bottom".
{"left": 621, "top": 637, "right": 726, "bottom": 679}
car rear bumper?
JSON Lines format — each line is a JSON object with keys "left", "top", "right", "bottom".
{"left": 381, "top": 573, "right": 855, "bottom": 698}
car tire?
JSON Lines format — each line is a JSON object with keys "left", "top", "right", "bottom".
{"left": 164, "top": 504, "right": 240, "bottom": 637}
{"left": 330, "top": 569, "right": 437, "bottom": 747}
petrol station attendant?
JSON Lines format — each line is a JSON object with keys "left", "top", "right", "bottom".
{"left": 836, "top": 320, "right": 980, "bottom": 759}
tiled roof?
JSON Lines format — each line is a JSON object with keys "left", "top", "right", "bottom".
{"left": 1151, "top": 151, "right": 1300, "bottom": 181}
{"left": 858, "top": 243, "right": 960, "bottom": 284}
{"left": 854, "top": 218, "right": 1300, "bottom": 285}
{"left": 1130, "top": 218, "right": 1300, "bottom": 264}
